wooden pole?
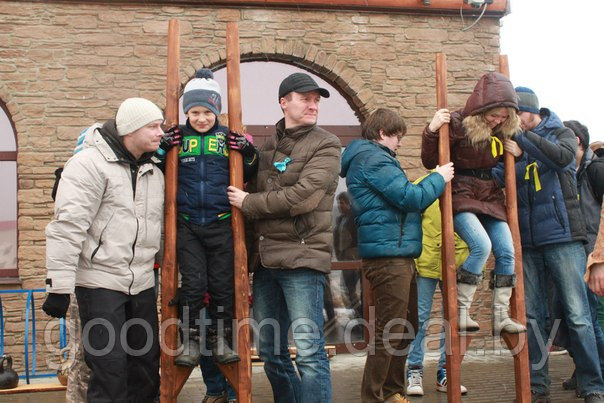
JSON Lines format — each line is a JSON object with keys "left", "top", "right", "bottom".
{"left": 436, "top": 53, "right": 462, "bottom": 403}
{"left": 160, "top": 19, "right": 195, "bottom": 402}
{"left": 222, "top": 21, "right": 252, "bottom": 403}
{"left": 499, "top": 54, "right": 531, "bottom": 403}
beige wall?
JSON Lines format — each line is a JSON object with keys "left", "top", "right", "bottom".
{"left": 0, "top": 1, "right": 504, "bottom": 372}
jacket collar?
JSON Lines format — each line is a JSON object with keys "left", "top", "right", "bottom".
{"left": 579, "top": 147, "right": 595, "bottom": 175}
{"left": 92, "top": 120, "right": 155, "bottom": 172}
{"left": 370, "top": 140, "right": 396, "bottom": 157}
{"left": 275, "top": 118, "right": 316, "bottom": 140}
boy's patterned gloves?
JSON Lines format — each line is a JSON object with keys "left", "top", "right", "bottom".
{"left": 227, "top": 130, "right": 256, "bottom": 158}
{"left": 158, "top": 126, "right": 182, "bottom": 155}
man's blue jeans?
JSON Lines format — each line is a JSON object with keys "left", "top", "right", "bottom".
{"left": 253, "top": 267, "right": 331, "bottom": 403}
{"left": 454, "top": 212, "right": 514, "bottom": 276}
{"left": 199, "top": 308, "right": 236, "bottom": 400}
{"left": 200, "top": 354, "right": 236, "bottom": 400}
{"left": 407, "top": 276, "right": 446, "bottom": 371}
{"left": 523, "top": 241, "right": 604, "bottom": 395}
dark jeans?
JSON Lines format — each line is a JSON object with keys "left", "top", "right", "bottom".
{"left": 199, "top": 308, "right": 236, "bottom": 400}
{"left": 75, "top": 287, "right": 159, "bottom": 403}
{"left": 177, "top": 217, "right": 235, "bottom": 326}
{"left": 361, "top": 257, "right": 418, "bottom": 403}
{"left": 523, "top": 242, "right": 604, "bottom": 396}
{"left": 253, "top": 267, "right": 332, "bottom": 403}
{"left": 551, "top": 285, "right": 604, "bottom": 393}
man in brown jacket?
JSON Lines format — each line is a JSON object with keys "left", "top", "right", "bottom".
{"left": 228, "top": 72, "right": 341, "bottom": 403}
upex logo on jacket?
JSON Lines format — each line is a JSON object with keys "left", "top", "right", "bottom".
{"left": 179, "top": 132, "right": 228, "bottom": 159}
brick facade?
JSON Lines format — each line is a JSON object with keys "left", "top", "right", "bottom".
{"left": 0, "top": 1, "right": 506, "bottom": 373}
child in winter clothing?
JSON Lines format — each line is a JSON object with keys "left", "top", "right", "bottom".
{"left": 340, "top": 108, "right": 453, "bottom": 402}
{"left": 174, "top": 69, "right": 258, "bottom": 367}
{"left": 406, "top": 197, "right": 470, "bottom": 396}
{"left": 421, "top": 72, "right": 525, "bottom": 335}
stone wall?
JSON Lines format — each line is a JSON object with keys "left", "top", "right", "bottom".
{"left": 0, "top": 0, "right": 504, "bottom": 373}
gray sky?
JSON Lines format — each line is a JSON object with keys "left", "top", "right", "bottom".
{"left": 501, "top": 0, "right": 604, "bottom": 142}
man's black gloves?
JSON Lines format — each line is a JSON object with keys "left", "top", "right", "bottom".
{"left": 158, "top": 126, "right": 183, "bottom": 156}
{"left": 42, "top": 293, "right": 70, "bottom": 318}
{"left": 227, "top": 131, "right": 256, "bottom": 158}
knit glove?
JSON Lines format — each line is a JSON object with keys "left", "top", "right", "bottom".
{"left": 227, "top": 130, "right": 256, "bottom": 158}
{"left": 157, "top": 126, "right": 183, "bottom": 156}
{"left": 42, "top": 293, "right": 70, "bottom": 318}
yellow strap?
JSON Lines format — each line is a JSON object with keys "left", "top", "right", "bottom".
{"left": 491, "top": 136, "right": 504, "bottom": 158}
{"left": 524, "top": 162, "right": 542, "bottom": 192}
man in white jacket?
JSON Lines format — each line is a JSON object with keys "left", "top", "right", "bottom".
{"left": 43, "top": 98, "right": 170, "bottom": 402}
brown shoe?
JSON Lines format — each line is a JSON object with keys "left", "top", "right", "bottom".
{"left": 384, "top": 393, "right": 410, "bottom": 403}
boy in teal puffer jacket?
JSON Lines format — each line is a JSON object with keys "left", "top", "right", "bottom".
{"left": 340, "top": 108, "right": 453, "bottom": 402}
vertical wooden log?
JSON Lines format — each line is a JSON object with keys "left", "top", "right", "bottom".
{"left": 160, "top": 19, "right": 187, "bottom": 403}
{"left": 499, "top": 54, "right": 531, "bottom": 403}
{"left": 224, "top": 21, "right": 252, "bottom": 403}
{"left": 436, "top": 53, "right": 462, "bottom": 403}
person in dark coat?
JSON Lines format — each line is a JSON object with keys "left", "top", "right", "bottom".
{"left": 548, "top": 120, "right": 604, "bottom": 397}
{"left": 421, "top": 72, "right": 525, "bottom": 335}
{"left": 500, "top": 88, "right": 604, "bottom": 403}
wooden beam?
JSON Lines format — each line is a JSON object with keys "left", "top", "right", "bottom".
{"left": 160, "top": 18, "right": 190, "bottom": 403}
{"left": 223, "top": 21, "right": 253, "bottom": 403}
{"left": 499, "top": 54, "right": 531, "bottom": 403}
{"left": 0, "top": 151, "right": 17, "bottom": 161}
{"left": 57, "top": 0, "right": 509, "bottom": 16}
{"left": 0, "top": 383, "right": 66, "bottom": 394}
{"left": 436, "top": 53, "right": 462, "bottom": 403}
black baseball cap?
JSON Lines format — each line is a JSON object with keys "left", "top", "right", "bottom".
{"left": 278, "top": 73, "right": 330, "bottom": 99}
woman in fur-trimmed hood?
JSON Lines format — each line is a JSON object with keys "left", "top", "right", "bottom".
{"left": 421, "top": 71, "right": 525, "bottom": 335}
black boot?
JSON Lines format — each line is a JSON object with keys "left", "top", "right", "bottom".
{"left": 208, "top": 326, "right": 240, "bottom": 365}
{"left": 175, "top": 326, "right": 202, "bottom": 367}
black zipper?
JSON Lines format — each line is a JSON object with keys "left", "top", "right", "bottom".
{"left": 398, "top": 214, "right": 404, "bottom": 247}
{"left": 128, "top": 167, "right": 139, "bottom": 295}
{"left": 127, "top": 217, "right": 139, "bottom": 295}
{"left": 90, "top": 238, "right": 103, "bottom": 263}
{"left": 552, "top": 195, "right": 565, "bottom": 227}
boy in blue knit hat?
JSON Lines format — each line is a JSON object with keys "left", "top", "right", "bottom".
{"left": 174, "top": 69, "right": 258, "bottom": 368}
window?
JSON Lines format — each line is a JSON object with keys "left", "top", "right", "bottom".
{"left": 206, "top": 62, "right": 365, "bottom": 350}
{"left": 0, "top": 103, "right": 17, "bottom": 280}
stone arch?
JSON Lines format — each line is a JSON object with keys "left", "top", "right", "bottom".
{"left": 0, "top": 84, "right": 19, "bottom": 281}
{"left": 0, "top": 84, "right": 20, "bottom": 143}
{"left": 176, "top": 39, "right": 376, "bottom": 123}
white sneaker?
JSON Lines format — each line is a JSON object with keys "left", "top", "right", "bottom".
{"left": 436, "top": 368, "right": 468, "bottom": 395}
{"left": 406, "top": 369, "right": 424, "bottom": 396}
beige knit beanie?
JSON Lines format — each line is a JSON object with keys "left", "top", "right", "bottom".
{"left": 116, "top": 98, "right": 164, "bottom": 136}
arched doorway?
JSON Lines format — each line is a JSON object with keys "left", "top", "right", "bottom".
{"left": 180, "top": 61, "right": 366, "bottom": 351}
{"left": 0, "top": 103, "right": 18, "bottom": 281}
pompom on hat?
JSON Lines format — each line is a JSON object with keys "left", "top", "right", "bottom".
{"left": 183, "top": 68, "right": 222, "bottom": 116}
{"left": 115, "top": 98, "right": 164, "bottom": 136}
{"left": 515, "top": 86, "right": 540, "bottom": 115}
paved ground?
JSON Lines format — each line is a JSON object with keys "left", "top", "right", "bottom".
{"left": 2, "top": 352, "right": 582, "bottom": 402}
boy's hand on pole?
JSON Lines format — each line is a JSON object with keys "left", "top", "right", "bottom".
{"left": 160, "top": 126, "right": 183, "bottom": 153}
{"left": 227, "top": 130, "right": 256, "bottom": 158}
{"left": 435, "top": 161, "right": 454, "bottom": 183}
